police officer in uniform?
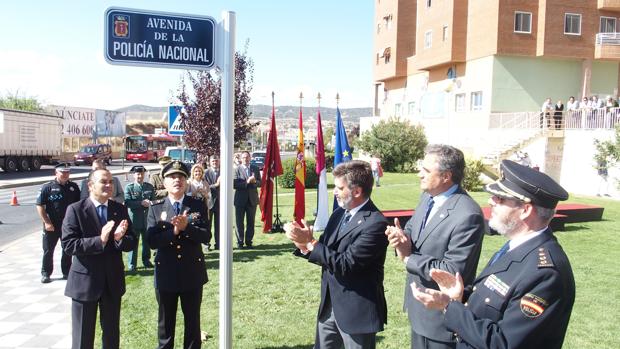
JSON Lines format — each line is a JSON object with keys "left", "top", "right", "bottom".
{"left": 125, "top": 165, "right": 155, "bottom": 271}
{"left": 147, "top": 160, "right": 210, "bottom": 349}
{"left": 36, "top": 163, "right": 81, "bottom": 283}
{"left": 150, "top": 156, "right": 172, "bottom": 200}
{"left": 410, "top": 160, "right": 575, "bottom": 349}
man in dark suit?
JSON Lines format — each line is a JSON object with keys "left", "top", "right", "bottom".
{"left": 286, "top": 160, "right": 388, "bottom": 349}
{"left": 147, "top": 160, "right": 210, "bottom": 349}
{"left": 233, "top": 150, "right": 261, "bottom": 249}
{"left": 411, "top": 160, "right": 575, "bottom": 349}
{"left": 62, "top": 169, "right": 136, "bottom": 349}
{"left": 386, "top": 144, "right": 485, "bottom": 349}
{"left": 204, "top": 155, "right": 220, "bottom": 249}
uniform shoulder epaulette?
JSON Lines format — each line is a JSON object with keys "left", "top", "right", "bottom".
{"left": 537, "top": 247, "right": 555, "bottom": 268}
{"left": 151, "top": 199, "right": 165, "bottom": 205}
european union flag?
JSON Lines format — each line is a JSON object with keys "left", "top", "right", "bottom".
{"left": 333, "top": 106, "right": 351, "bottom": 209}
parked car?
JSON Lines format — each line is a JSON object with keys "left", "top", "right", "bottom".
{"left": 74, "top": 144, "right": 112, "bottom": 166}
{"left": 251, "top": 151, "right": 266, "bottom": 170}
{"left": 164, "top": 146, "right": 197, "bottom": 165}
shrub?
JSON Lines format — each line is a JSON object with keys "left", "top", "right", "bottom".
{"left": 463, "top": 158, "right": 484, "bottom": 192}
{"left": 357, "top": 117, "right": 427, "bottom": 173}
{"left": 279, "top": 157, "right": 318, "bottom": 189}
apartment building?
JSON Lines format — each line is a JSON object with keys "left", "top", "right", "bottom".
{"left": 370, "top": 0, "right": 620, "bottom": 195}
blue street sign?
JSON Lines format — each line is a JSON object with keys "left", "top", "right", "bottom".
{"left": 104, "top": 7, "right": 216, "bottom": 70}
{"left": 168, "top": 105, "right": 185, "bottom": 136}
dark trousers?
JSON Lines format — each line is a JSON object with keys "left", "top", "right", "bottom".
{"left": 42, "top": 230, "right": 71, "bottom": 276}
{"left": 209, "top": 209, "right": 220, "bottom": 248}
{"left": 71, "top": 290, "right": 121, "bottom": 349}
{"left": 155, "top": 287, "right": 203, "bottom": 349}
{"left": 127, "top": 229, "right": 151, "bottom": 267}
{"left": 235, "top": 203, "right": 257, "bottom": 246}
{"left": 411, "top": 330, "right": 455, "bottom": 349}
{"left": 315, "top": 301, "right": 376, "bottom": 349}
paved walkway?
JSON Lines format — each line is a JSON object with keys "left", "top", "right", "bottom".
{"left": 0, "top": 231, "right": 71, "bottom": 349}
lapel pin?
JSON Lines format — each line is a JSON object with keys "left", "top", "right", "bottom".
{"left": 357, "top": 220, "right": 362, "bottom": 224}
{"left": 161, "top": 211, "right": 167, "bottom": 221}
{"left": 440, "top": 214, "right": 445, "bottom": 218}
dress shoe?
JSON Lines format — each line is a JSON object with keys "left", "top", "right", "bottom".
{"left": 41, "top": 275, "right": 51, "bottom": 284}
{"left": 62, "top": 274, "right": 68, "bottom": 280}
{"left": 245, "top": 244, "right": 254, "bottom": 250}
{"left": 127, "top": 266, "right": 136, "bottom": 272}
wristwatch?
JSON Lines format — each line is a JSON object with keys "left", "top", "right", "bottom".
{"left": 306, "top": 239, "right": 318, "bottom": 252}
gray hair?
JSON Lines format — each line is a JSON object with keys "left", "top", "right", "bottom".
{"left": 424, "top": 144, "right": 465, "bottom": 185}
{"left": 534, "top": 205, "right": 556, "bottom": 223}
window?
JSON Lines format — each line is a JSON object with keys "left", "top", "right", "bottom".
{"left": 408, "top": 102, "right": 416, "bottom": 116}
{"left": 383, "top": 15, "right": 393, "bottom": 30}
{"left": 600, "top": 16, "right": 617, "bottom": 33}
{"left": 376, "top": 22, "right": 381, "bottom": 34}
{"left": 471, "top": 91, "right": 483, "bottom": 111}
{"left": 447, "top": 67, "right": 456, "bottom": 79}
{"left": 564, "top": 13, "right": 581, "bottom": 35}
{"left": 455, "top": 94, "right": 466, "bottom": 112}
{"left": 514, "top": 12, "right": 532, "bottom": 33}
{"left": 442, "top": 25, "right": 449, "bottom": 41}
{"left": 424, "top": 30, "right": 432, "bottom": 49}
{"left": 394, "top": 103, "right": 402, "bottom": 117}
{"left": 383, "top": 47, "right": 391, "bottom": 64}
{"left": 426, "top": 0, "right": 432, "bottom": 8}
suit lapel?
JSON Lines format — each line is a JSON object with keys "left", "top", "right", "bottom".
{"left": 476, "top": 231, "right": 554, "bottom": 281}
{"left": 85, "top": 199, "right": 102, "bottom": 232}
{"left": 325, "top": 209, "right": 345, "bottom": 246}
{"left": 332, "top": 201, "right": 373, "bottom": 245}
{"left": 417, "top": 194, "right": 460, "bottom": 246}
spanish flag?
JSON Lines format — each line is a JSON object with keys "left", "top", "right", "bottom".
{"left": 294, "top": 106, "right": 306, "bottom": 224}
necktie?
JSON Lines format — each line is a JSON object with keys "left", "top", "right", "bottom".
{"left": 246, "top": 166, "right": 250, "bottom": 177}
{"left": 489, "top": 242, "right": 510, "bottom": 266}
{"left": 97, "top": 205, "right": 107, "bottom": 226}
{"left": 173, "top": 202, "right": 181, "bottom": 216}
{"left": 418, "top": 197, "right": 435, "bottom": 238}
{"left": 339, "top": 211, "right": 352, "bottom": 232}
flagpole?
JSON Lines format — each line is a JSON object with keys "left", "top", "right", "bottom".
{"left": 270, "top": 91, "right": 284, "bottom": 233}
{"left": 315, "top": 92, "right": 321, "bottom": 218}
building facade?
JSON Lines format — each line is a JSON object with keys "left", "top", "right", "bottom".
{"left": 370, "top": 0, "right": 620, "bottom": 195}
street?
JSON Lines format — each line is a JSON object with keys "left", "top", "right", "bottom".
{"left": 0, "top": 161, "right": 155, "bottom": 248}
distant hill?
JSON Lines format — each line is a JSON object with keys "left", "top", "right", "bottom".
{"left": 118, "top": 104, "right": 373, "bottom": 122}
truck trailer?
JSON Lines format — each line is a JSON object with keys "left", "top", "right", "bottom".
{"left": 0, "top": 108, "right": 62, "bottom": 172}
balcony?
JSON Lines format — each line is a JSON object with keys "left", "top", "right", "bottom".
{"left": 598, "top": 0, "right": 620, "bottom": 10}
{"left": 595, "top": 33, "right": 620, "bottom": 60}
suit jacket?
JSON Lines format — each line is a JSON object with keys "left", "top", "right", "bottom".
{"left": 146, "top": 196, "right": 209, "bottom": 292}
{"left": 295, "top": 200, "right": 389, "bottom": 335}
{"left": 205, "top": 168, "right": 220, "bottom": 212}
{"left": 403, "top": 188, "right": 485, "bottom": 342}
{"left": 233, "top": 164, "right": 261, "bottom": 207}
{"left": 444, "top": 230, "right": 575, "bottom": 349}
{"left": 62, "top": 198, "right": 136, "bottom": 302}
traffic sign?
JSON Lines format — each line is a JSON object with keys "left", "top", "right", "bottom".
{"left": 104, "top": 7, "right": 216, "bottom": 70}
{"left": 168, "top": 105, "right": 185, "bottom": 136}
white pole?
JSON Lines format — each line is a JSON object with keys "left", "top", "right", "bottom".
{"left": 219, "top": 10, "right": 235, "bottom": 349}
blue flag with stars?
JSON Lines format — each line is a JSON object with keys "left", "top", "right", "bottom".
{"left": 333, "top": 106, "right": 352, "bottom": 209}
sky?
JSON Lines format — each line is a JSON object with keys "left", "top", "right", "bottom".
{"left": 0, "top": 1, "right": 374, "bottom": 110}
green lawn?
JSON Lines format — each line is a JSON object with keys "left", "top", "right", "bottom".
{"left": 117, "top": 172, "right": 620, "bottom": 348}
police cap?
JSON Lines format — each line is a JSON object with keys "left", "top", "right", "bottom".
{"left": 161, "top": 160, "right": 189, "bottom": 178}
{"left": 130, "top": 165, "right": 147, "bottom": 173}
{"left": 158, "top": 156, "right": 172, "bottom": 166}
{"left": 484, "top": 160, "right": 568, "bottom": 209}
{"left": 55, "top": 163, "right": 71, "bottom": 172}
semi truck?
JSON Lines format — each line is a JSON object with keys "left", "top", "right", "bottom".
{"left": 0, "top": 108, "right": 63, "bottom": 172}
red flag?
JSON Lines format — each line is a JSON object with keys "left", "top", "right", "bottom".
{"left": 259, "top": 105, "right": 283, "bottom": 232}
{"left": 294, "top": 106, "right": 306, "bottom": 224}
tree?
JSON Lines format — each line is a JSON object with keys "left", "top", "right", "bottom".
{"left": 357, "top": 117, "right": 428, "bottom": 172}
{"left": 0, "top": 91, "right": 44, "bottom": 112}
{"left": 594, "top": 125, "right": 620, "bottom": 165}
{"left": 176, "top": 46, "right": 258, "bottom": 163}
